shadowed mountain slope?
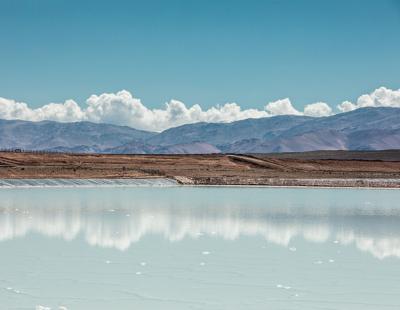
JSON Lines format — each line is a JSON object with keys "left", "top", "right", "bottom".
{"left": 0, "top": 119, "right": 155, "bottom": 152}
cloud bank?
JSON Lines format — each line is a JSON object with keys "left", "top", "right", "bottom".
{"left": 0, "top": 87, "right": 398, "bottom": 131}
{"left": 337, "top": 87, "right": 400, "bottom": 112}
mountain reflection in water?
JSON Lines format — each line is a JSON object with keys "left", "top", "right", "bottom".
{"left": 0, "top": 187, "right": 399, "bottom": 259}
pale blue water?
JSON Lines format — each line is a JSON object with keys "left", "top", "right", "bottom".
{"left": 0, "top": 186, "right": 399, "bottom": 310}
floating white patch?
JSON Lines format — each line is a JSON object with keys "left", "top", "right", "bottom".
{"left": 36, "top": 306, "right": 51, "bottom": 310}
{"left": 276, "top": 284, "right": 291, "bottom": 290}
{"left": 5, "top": 287, "right": 21, "bottom": 294}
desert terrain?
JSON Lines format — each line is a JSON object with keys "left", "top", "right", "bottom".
{"left": 0, "top": 150, "right": 399, "bottom": 187}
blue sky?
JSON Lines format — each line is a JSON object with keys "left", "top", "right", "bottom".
{"left": 0, "top": 0, "right": 399, "bottom": 111}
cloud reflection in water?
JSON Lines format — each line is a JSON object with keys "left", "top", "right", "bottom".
{"left": 0, "top": 190, "right": 399, "bottom": 260}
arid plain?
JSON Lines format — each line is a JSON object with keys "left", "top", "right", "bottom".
{"left": 1, "top": 150, "right": 399, "bottom": 187}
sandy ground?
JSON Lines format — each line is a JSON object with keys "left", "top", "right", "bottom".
{"left": 0, "top": 151, "right": 399, "bottom": 187}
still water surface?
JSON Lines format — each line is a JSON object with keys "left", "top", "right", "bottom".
{"left": 0, "top": 187, "right": 399, "bottom": 310}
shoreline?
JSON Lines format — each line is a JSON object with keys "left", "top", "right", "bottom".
{"left": 0, "top": 177, "right": 399, "bottom": 189}
{"left": 182, "top": 177, "right": 400, "bottom": 188}
{"left": 1, "top": 151, "right": 399, "bottom": 189}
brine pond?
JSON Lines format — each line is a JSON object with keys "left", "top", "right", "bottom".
{"left": 0, "top": 186, "right": 399, "bottom": 310}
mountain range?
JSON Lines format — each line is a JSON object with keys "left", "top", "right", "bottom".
{"left": 1, "top": 107, "right": 399, "bottom": 154}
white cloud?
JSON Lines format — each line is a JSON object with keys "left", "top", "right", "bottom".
{"left": 304, "top": 102, "right": 332, "bottom": 117}
{"left": 0, "top": 86, "right": 399, "bottom": 131}
{"left": 0, "top": 91, "right": 273, "bottom": 131}
{"left": 84, "top": 91, "right": 270, "bottom": 131}
{"left": 0, "top": 91, "right": 271, "bottom": 131}
{"left": 0, "top": 97, "right": 85, "bottom": 123}
{"left": 337, "top": 100, "right": 356, "bottom": 113}
{"left": 338, "top": 87, "right": 400, "bottom": 112}
{"left": 265, "top": 98, "right": 301, "bottom": 115}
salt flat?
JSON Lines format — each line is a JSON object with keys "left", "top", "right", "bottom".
{"left": 1, "top": 187, "right": 399, "bottom": 309}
